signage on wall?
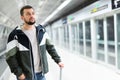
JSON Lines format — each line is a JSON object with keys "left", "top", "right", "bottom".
{"left": 67, "top": 16, "right": 74, "bottom": 22}
{"left": 112, "top": 0, "right": 120, "bottom": 9}
{"left": 62, "top": 17, "right": 67, "bottom": 24}
{"left": 91, "top": 4, "right": 108, "bottom": 13}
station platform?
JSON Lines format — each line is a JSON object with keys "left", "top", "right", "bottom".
{"left": 8, "top": 47, "right": 120, "bottom": 80}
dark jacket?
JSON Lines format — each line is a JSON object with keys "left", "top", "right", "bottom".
{"left": 5, "top": 24, "right": 61, "bottom": 80}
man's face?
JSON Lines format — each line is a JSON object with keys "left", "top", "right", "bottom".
{"left": 21, "top": 8, "right": 36, "bottom": 25}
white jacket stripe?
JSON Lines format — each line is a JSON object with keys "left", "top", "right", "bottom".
{"left": 40, "top": 33, "right": 49, "bottom": 46}
{"left": 18, "top": 43, "right": 29, "bottom": 51}
{"left": 6, "top": 40, "right": 18, "bottom": 52}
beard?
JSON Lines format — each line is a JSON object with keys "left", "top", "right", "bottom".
{"left": 24, "top": 19, "right": 36, "bottom": 25}
{"left": 26, "top": 21, "right": 35, "bottom": 25}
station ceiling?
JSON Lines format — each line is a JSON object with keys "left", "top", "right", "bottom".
{"left": 0, "top": 0, "right": 97, "bottom": 27}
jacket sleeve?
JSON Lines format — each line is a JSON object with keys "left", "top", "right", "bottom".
{"left": 5, "top": 31, "right": 23, "bottom": 77}
{"left": 45, "top": 32, "right": 61, "bottom": 63}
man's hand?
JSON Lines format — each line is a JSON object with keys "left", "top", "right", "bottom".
{"left": 18, "top": 73, "right": 26, "bottom": 80}
{"left": 58, "top": 62, "right": 64, "bottom": 68}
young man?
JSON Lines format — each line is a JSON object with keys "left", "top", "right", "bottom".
{"left": 6, "top": 5, "right": 64, "bottom": 80}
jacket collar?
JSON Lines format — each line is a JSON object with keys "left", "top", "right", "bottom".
{"left": 36, "top": 24, "right": 46, "bottom": 32}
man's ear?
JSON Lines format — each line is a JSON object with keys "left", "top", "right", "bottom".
{"left": 21, "top": 16, "right": 24, "bottom": 20}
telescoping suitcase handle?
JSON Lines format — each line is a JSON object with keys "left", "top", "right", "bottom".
{"left": 59, "top": 67, "right": 62, "bottom": 80}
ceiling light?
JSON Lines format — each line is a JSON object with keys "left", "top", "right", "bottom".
{"left": 57, "top": 0, "right": 72, "bottom": 10}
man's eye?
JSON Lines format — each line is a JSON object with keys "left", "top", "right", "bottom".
{"left": 27, "top": 13, "right": 30, "bottom": 15}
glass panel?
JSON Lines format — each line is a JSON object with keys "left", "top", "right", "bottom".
{"left": 96, "top": 19, "right": 105, "bottom": 61}
{"left": 64, "top": 25, "right": 69, "bottom": 48}
{"left": 85, "top": 21, "right": 92, "bottom": 57}
{"left": 76, "top": 25, "right": 79, "bottom": 53}
{"left": 71, "top": 24, "right": 77, "bottom": 51}
{"left": 85, "top": 21, "right": 91, "bottom": 39}
{"left": 97, "top": 19, "right": 104, "bottom": 40}
{"left": 86, "top": 42, "right": 91, "bottom": 57}
{"left": 97, "top": 53, "right": 105, "bottom": 61}
{"left": 117, "top": 13, "right": 120, "bottom": 69}
{"left": 108, "top": 56, "right": 115, "bottom": 65}
{"left": 107, "top": 16, "right": 115, "bottom": 65}
{"left": 60, "top": 27, "right": 64, "bottom": 46}
{"left": 79, "top": 23, "right": 84, "bottom": 55}
{"left": 107, "top": 16, "right": 114, "bottom": 41}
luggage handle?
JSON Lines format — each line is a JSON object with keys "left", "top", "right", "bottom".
{"left": 59, "top": 67, "right": 62, "bottom": 80}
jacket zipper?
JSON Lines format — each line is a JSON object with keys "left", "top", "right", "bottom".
{"left": 29, "top": 42, "right": 35, "bottom": 80}
{"left": 37, "top": 29, "right": 44, "bottom": 75}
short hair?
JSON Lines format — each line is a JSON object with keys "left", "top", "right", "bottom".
{"left": 20, "top": 5, "right": 34, "bottom": 16}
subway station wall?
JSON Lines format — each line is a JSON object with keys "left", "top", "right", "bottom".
{"left": 45, "top": 0, "right": 120, "bottom": 73}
